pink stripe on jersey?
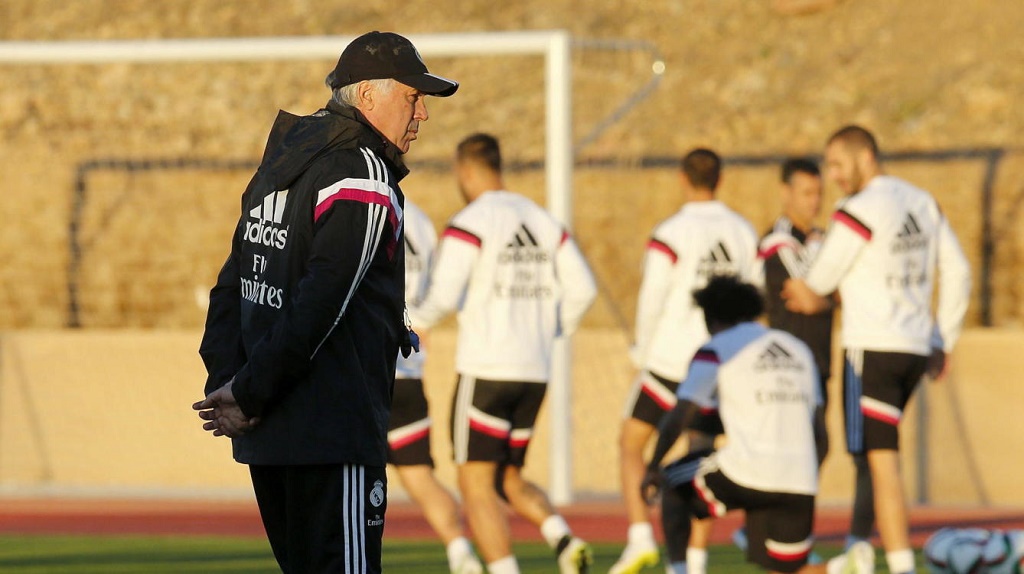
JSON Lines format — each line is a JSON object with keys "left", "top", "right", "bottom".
{"left": 314, "top": 185, "right": 401, "bottom": 260}
{"left": 444, "top": 226, "right": 482, "bottom": 248}
{"left": 560, "top": 230, "right": 570, "bottom": 246}
{"left": 758, "top": 245, "right": 782, "bottom": 259}
{"left": 833, "top": 209, "right": 872, "bottom": 240}
{"left": 758, "top": 235, "right": 799, "bottom": 259}
{"left": 315, "top": 187, "right": 397, "bottom": 229}
{"left": 647, "top": 238, "right": 678, "bottom": 264}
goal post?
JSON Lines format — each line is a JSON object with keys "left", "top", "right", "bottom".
{"left": 0, "top": 31, "right": 578, "bottom": 503}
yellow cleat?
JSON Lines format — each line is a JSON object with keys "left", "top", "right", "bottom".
{"left": 609, "top": 546, "right": 659, "bottom": 574}
{"left": 557, "top": 536, "right": 594, "bottom": 574}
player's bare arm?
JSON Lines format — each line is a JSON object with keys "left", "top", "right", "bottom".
{"left": 641, "top": 400, "right": 698, "bottom": 505}
{"left": 781, "top": 278, "right": 831, "bottom": 314}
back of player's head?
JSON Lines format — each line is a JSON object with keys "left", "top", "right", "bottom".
{"left": 680, "top": 148, "right": 721, "bottom": 191}
{"left": 781, "top": 157, "right": 820, "bottom": 184}
{"left": 693, "top": 275, "right": 764, "bottom": 327}
{"left": 827, "top": 125, "right": 879, "bottom": 158}
{"left": 456, "top": 132, "right": 502, "bottom": 173}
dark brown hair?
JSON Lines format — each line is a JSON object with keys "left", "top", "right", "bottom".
{"left": 680, "top": 148, "right": 721, "bottom": 191}
{"left": 827, "top": 125, "right": 879, "bottom": 157}
{"left": 456, "top": 132, "right": 502, "bottom": 172}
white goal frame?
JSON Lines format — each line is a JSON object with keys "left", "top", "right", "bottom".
{"left": 0, "top": 31, "right": 578, "bottom": 503}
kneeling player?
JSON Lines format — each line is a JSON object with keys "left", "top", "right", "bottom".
{"left": 642, "top": 275, "right": 874, "bottom": 574}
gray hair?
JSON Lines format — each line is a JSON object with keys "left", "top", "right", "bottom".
{"left": 330, "top": 78, "right": 396, "bottom": 108}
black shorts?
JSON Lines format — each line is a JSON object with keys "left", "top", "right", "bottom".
{"left": 842, "top": 349, "right": 927, "bottom": 454}
{"left": 681, "top": 455, "right": 815, "bottom": 573}
{"left": 450, "top": 374, "right": 546, "bottom": 466}
{"left": 387, "top": 378, "right": 434, "bottom": 467}
{"left": 624, "top": 370, "right": 724, "bottom": 435}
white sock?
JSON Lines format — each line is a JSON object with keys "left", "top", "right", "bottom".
{"left": 540, "top": 515, "right": 572, "bottom": 549}
{"left": 446, "top": 536, "right": 474, "bottom": 569}
{"left": 886, "top": 549, "right": 915, "bottom": 574}
{"left": 826, "top": 554, "right": 846, "bottom": 574}
{"left": 487, "top": 555, "right": 520, "bottom": 574}
{"left": 667, "top": 561, "right": 687, "bottom": 574}
{"left": 845, "top": 535, "right": 869, "bottom": 550}
{"left": 628, "top": 522, "right": 656, "bottom": 548}
{"left": 685, "top": 548, "right": 707, "bottom": 574}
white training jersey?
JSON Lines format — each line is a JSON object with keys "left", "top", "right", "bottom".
{"left": 678, "top": 322, "right": 822, "bottom": 495}
{"left": 395, "top": 200, "right": 437, "bottom": 379}
{"left": 633, "top": 200, "right": 759, "bottom": 380}
{"left": 411, "top": 190, "right": 597, "bottom": 382}
{"left": 804, "top": 175, "right": 972, "bottom": 354}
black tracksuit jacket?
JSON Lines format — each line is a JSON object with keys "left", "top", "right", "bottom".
{"left": 199, "top": 101, "right": 406, "bottom": 467}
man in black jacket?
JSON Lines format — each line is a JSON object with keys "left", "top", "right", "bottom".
{"left": 193, "top": 31, "right": 457, "bottom": 574}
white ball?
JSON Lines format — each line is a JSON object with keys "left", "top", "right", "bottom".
{"left": 981, "top": 530, "right": 1009, "bottom": 570}
{"left": 990, "top": 530, "right": 1024, "bottom": 574}
{"left": 925, "top": 528, "right": 962, "bottom": 574}
{"left": 946, "top": 533, "right": 986, "bottom": 574}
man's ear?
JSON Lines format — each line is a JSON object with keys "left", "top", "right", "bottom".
{"left": 357, "top": 81, "right": 374, "bottom": 110}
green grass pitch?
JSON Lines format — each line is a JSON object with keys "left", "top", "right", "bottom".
{"left": 0, "top": 534, "right": 924, "bottom": 572}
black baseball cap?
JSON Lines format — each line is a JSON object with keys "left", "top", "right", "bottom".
{"left": 326, "top": 31, "right": 459, "bottom": 97}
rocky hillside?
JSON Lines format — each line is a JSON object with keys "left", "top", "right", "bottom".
{"left": 1, "top": 0, "right": 1021, "bottom": 328}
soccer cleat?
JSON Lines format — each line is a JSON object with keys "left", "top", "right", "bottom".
{"left": 451, "top": 553, "right": 484, "bottom": 574}
{"left": 609, "top": 543, "right": 659, "bottom": 574}
{"left": 555, "top": 535, "right": 593, "bottom": 574}
{"left": 844, "top": 541, "right": 875, "bottom": 574}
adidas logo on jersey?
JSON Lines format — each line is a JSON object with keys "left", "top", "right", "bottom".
{"left": 754, "top": 341, "right": 806, "bottom": 372}
{"left": 697, "top": 241, "right": 736, "bottom": 277}
{"left": 897, "top": 213, "right": 922, "bottom": 237}
{"left": 506, "top": 223, "right": 539, "bottom": 248}
{"left": 892, "top": 212, "right": 928, "bottom": 253}
{"left": 245, "top": 190, "right": 290, "bottom": 249}
{"left": 498, "top": 224, "right": 550, "bottom": 264}
{"left": 494, "top": 223, "right": 553, "bottom": 298}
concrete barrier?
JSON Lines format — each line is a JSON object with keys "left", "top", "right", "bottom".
{"left": 0, "top": 328, "right": 1019, "bottom": 504}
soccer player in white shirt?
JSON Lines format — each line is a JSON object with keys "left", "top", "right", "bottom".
{"left": 783, "top": 125, "right": 971, "bottom": 574}
{"left": 411, "top": 133, "right": 598, "bottom": 574}
{"left": 642, "top": 275, "right": 874, "bottom": 574}
{"left": 613, "top": 148, "right": 759, "bottom": 574}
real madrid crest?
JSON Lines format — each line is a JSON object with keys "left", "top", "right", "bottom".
{"left": 370, "top": 479, "right": 385, "bottom": 507}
